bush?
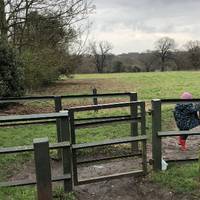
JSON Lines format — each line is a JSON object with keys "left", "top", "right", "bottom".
{"left": 21, "top": 48, "right": 61, "bottom": 90}
{"left": 0, "top": 41, "right": 25, "bottom": 97}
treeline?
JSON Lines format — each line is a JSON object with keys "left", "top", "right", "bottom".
{"left": 0, "top": 0, "right": 93, "bottom": 97}
{"left": 1, "top": 1, "right": 200, "bottom": 99}
{"left": 77, "top": 37, "right": 200, "bottom": 73}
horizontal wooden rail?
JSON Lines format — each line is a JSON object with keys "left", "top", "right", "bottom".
{"left": 0, "top": 115, "right": 134, "bottom": 127}
{"left": 161, "top": 98, "right": 200, "bottom": 104}
{"left": 74, "top": 115, "right": 131, "bottom": 121}
{"left": 72, "top": 135, "right": 147, "bottom": 150}
{"left": 68, "top": 101, "right": 143, "bottom": 112}
{"left": 60, "top": 92, "right": 132, "bottom": 99}
{"left": 158, "top": 130, "right": 200, "bottom": 137}
{"left": 0, "top": 119, "right": 56, "bottom": 127}
{"left": 78, "top": 170, "right": 144, "bottom": 185}
{"left": 0, "top": 112, "right": 68, "bottom": 123}
{"left": 0, "top": 142, "right": 70, "bottom": 154}
{"left": 75, "top": 117, "right": 141, "bottom": 128}
{"left": 0, "top": 174, "right": 71, "bottom": 187}
{"left": 166, "top": 158, "right": 198, "bottom": 163}
{"left": 0, "top": 92, "right": 132, "bottom": 103}
{"left": 77, "top": 152, "right": 142, "bottom": 164}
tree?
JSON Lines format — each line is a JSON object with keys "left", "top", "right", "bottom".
{"left": 185, "top": 40, "right": 200, "bottom": 70}
{"left": 155, "top": 37, "right": 176, "bottom": 71}
{"left": 0, "top": 0, "right": 93, "bottom": 47}
{"left": 173, "top": 50, "right": 190, "bottom": 71}
{"left": 112, "top": 61, "right": 123, "bottom": 72}
{"left": 0, "top": 1, "right": 94, "bottom": 90}
{"left": 139, "top": 50, "right": 157, "bottom": 72}
{"left": 14, "top": 11, "right": 70, "bottom": 49}
{"left": 0, "top": 40, "right": 24, "bottom": 97}
{"left": 19, "top": 11, "right": 78, "bottom": 89}
{"left": 90, "top": 41, "right": 113, "bottom": 73}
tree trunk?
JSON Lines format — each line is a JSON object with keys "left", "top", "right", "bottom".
{"left": 161, "top": 57, "right": 165, "bottom": 72}
{"left": 0, "top": 0, "right": 8, "bottom": 41}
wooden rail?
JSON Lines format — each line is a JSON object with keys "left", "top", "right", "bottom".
{"left": 158, "top": 130, "right": 200, "bottom": 137}
{"left": 152, "top": 99, "right": 200, "bottom": 171}
{"left": 69, "top": 101, "right": 147, "bottom": 185}
{"left": 72, "top": 135, "right": 147, "bottom": 150}
{"left": 0, "top": 98, "right": 147, "bottom": 198}
{"left": 0, "top": 138, "right": 72, "bottom": 200}
{"left": 161, "top": 98, "right": 200, "bottom": 104}
{"left": 0, "top": 92, "right": 134, "bottom": 103}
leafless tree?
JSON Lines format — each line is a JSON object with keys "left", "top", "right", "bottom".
{"left": 0, "top": 0, "right": 94, "bottom": 47}
{"left": 90, "top": 40, "right": 113, "bottom": 73}
{"left": 155, "top": 37, "right": 176, "bottom": 71}
{"left": 185, "top": 40, "right": 200, "bottom": 70}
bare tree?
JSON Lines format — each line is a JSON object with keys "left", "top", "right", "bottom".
{"left": 90, "top": 40, "right": 113, "bottom": 73}
{"left": 0, "top": 0, "right": 94, "bottom": 47}
{"left": 155, "top": 37, "right": 176, "bottom": 71}
{"left": 185, "top": 40, "right": 200, "bottom": 70}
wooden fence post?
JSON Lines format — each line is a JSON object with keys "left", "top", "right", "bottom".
{"left": 129, "top": 92, "right": 138, "bottom": 152}
{"left": 33, "top": 138, "right": 53, "bottom": 200}
{"left": 60, "top": 115, "right": 73, "bottom": 192}
{"left": 152, "top": 99, "right": 162, "bottom": 171}
{"left": 140, "top": 102, "right": 147, "bottom": 174}
{"left": 93, "top": 88, "right": 98, "bottom": 105}
{"left": 93, "top": 88, "right": 98, "bottom": 112}
{"left": 69, "top": 110, "right": 78, "bottom": 185}
{"left": 54, "top": 96, "right": 62, "bottom": 143}
{"left": 54, "top": 96, "right": 62, "bottom": 158}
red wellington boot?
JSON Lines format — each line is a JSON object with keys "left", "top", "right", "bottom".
{"left": 178, "top": 136, "right": 182, "bottom": 145}
{"left": 180, "top": 139, "right": 187, "bottom": 151}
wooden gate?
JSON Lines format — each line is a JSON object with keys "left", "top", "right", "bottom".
{"left": 67, "top": 101, "right": 147, "bottom": 185}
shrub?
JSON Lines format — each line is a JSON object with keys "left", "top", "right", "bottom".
{"left": 21, "top": 48, "right": 61, "bottom": 90}
{"left": 0, "top": 41, "right": 25, "bottom": 97}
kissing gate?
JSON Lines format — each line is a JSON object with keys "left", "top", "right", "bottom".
{"left": 1, "top": 92, "right": 199, "bottom": 199}
{"left": 0, "top": 92, "right": 147, "bottom": 199}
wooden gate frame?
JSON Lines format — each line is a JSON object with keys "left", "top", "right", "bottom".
{"left": 152, "top": 99, "right": 200, "bottom": 171}
{"left": 67, "top": 101, "right": 147, "bottom": 185}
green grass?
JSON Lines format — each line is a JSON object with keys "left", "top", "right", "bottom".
{"left": 0, "top": 187, "right": 37, "bottom": 200}
{"left": 0, "top": 124, "right": 57, "bottom": 179}
{"left": 151, "top": 163, "right": 199, "bottom": 194}
{"left": 74, "top": 71, "right": 200, "bottom": 99}
{"left": 1, "top": 71, "right": 200, "bottom": 199}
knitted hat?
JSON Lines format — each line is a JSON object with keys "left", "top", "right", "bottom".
{"left": 180, "top": 92, "right": 193, "bottom": 99}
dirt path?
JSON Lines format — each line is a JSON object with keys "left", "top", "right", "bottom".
{"left": 74, "top": 176, "right": 195, "bottom": 200}
{"left": 162, "top": 135, "right": 200, "bottom": 161}
{"left": 8, "top": 134, "right": 200, "bottom": 200}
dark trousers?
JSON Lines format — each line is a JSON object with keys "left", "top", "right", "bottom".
{"left": 179, "top": 128, "right": 188, "bottom": 140}
{"left": 180, "top": 134, "right": 188, "bottom": 140}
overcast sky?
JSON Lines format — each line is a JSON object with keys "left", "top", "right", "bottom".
{"left": 88, "top": 0, "right": 200, "bottom": 54}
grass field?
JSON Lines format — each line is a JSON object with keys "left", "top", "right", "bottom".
{"left": 0, "top": 71, "right": 200, "bottom": 199}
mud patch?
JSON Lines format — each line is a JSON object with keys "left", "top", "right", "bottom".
{"left": 75, "top": 176, "right": 196, "bottom": 200}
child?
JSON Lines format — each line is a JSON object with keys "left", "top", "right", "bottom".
{"left": 173, "top": 92, "right": 200, "bottom": 151}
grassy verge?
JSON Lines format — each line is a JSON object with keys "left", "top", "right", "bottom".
{"left": 151, "top": 162, "right": 199, "bottom": 196}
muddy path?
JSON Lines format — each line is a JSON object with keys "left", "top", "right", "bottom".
{"left": 7, "top": 134, "right": 199, "bottom": 200}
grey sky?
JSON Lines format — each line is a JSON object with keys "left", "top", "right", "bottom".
{"left": 89, "top": 0, "right": 200, "bottom": 54}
